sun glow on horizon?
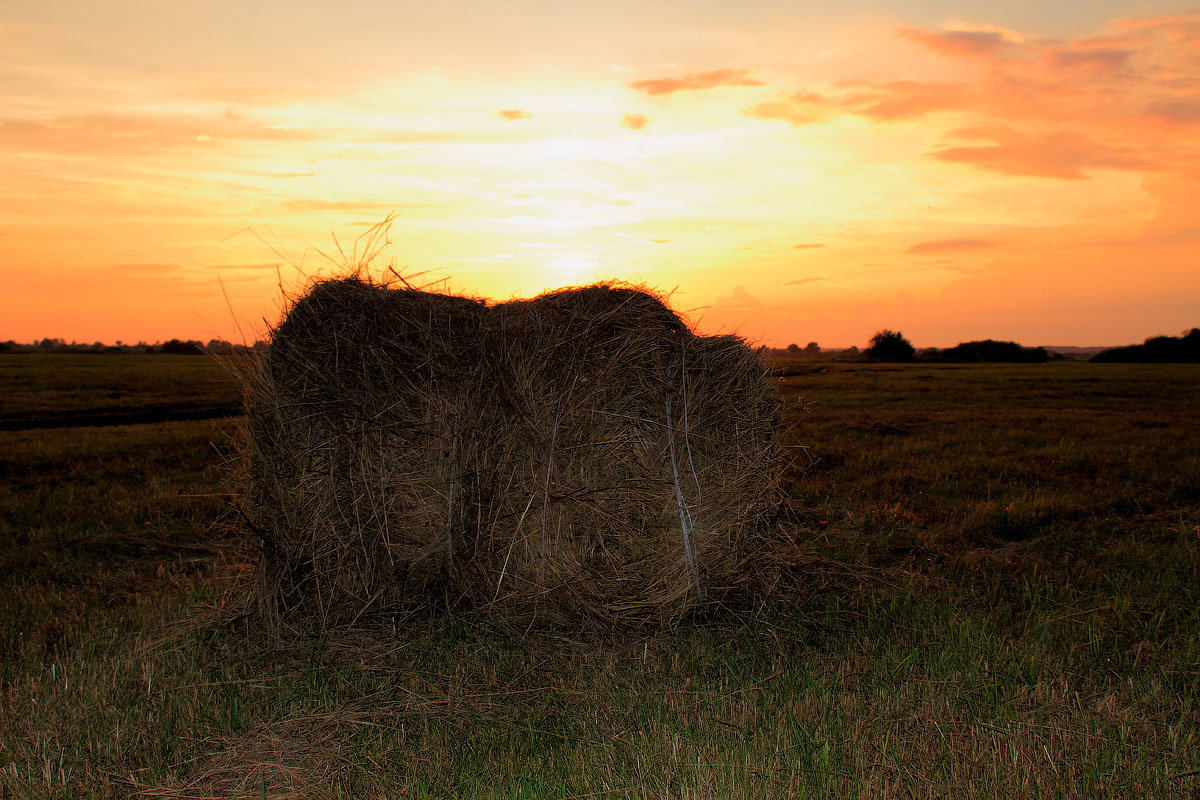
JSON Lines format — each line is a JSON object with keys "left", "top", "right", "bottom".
{"left": 540, "top": 253, "right": 602, "bottom": 289}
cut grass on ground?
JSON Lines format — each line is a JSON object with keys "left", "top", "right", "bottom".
{"left": 0, "top": 354, "right": 241, "bottom": 429}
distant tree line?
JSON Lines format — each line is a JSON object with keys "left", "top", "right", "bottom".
{"left": 768, "top": 341, "right": 831, "bottom": 360}
{"left": 766, "top": 333, "right": 1054, "bottom": 363}
{"left": 861, "top": 331, "right": 1053, "bottom": 363}
{"left": 1091, "top": 328, "right": 1200, "bottom": 363}
{"left": 7, "top": 327, "right": 1196, "bottom": 364}
{"left": 784, "top": 327, "right": 1200, "bottom": 364}
{"left": 0, "top": 338, "right": 266, "bottom": 355}
{"left": 924, "top": 338, "right": 1051, "bottom": 363}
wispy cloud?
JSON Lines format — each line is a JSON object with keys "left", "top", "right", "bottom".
{"left": 784, "top": 276, "right": 826, "bottom": 286}
{"left": 283, "top": 199, "right": 397, "bottom": 212}
{"left": 931, "top": 126, "right": 1161, "bottom": 180}
{"left": 498, "top": 109, "right": 533, "bottom": 121}
{"left": 102, "top": 263, "right": 185, "bottom": 276}
{"left": 792, "top": 243, "right": 825, "bottom": 250}
{"left": 208, "top": 262, "right": 281, "bottom": 272}
{"left": 1050, "top": 49, "right": 1132, "bottom": 72}
{"left": 0, "top": 110, "right": 316, "bottom": 156}
{"left": 631, "top": 69, "right": 763, "bottom": 96}
{"left": 1146, "top": 94, "right": 1200, "bottom": 125}
{"left": 746, "top": 82, "right": 979, "bottom": 125}
{"left": 621, "top": 113, "right": 649, "bottom": 130}
{"left": 712, "top": 285, "right": 763, "bottom": 309}
{"left": 745, "top": 14, "right": 1200, "bottom": 181}
{"left": 744, "top": 92, "right": 836, "bottom": 126}
{"left": 370, "top": 130, "right": 478, "bottom": 143}
{"left": 898, "top": 25, "right": 1023, "bottom": 59}
{"left": 906, "top": 238, "right": 998, "bottom": 254}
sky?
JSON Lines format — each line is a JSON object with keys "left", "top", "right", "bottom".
{"left": 2, "top": 1, "right": 1199, "bottom": 348}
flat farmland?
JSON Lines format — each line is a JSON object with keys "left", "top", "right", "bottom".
{"left": 0, "top": 354, "right": 241, "bottom": 430}
{"left": 1, "top": 355, "right": 1198, "bottom": 798}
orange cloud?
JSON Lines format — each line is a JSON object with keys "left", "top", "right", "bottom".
{"left": 1049, "top": 49, "right": 1132, "bottom": 72}
{"left": 899, "top": 28, "right": 1017, "bottom": 59}
{"left": 630, "top": 69, "right": 763, "bottom": 96}
{"left": 906, "top": 239, "right": 998, "bottom": 254}
{"left": 712, "top": 285, "right": 763, "bottom": 310}
{"left": 849, "top": 81, "right": 980, "bottom": 121}
{"left": 1108, "top": 13, "right": 1200, "bottom": 34}
{"left": 283, "top": 199, "right": 398, "bottom": 212}
{"left": 1146, "top": 95, "right": 1200, "bottom": 125}
{"left": 931, "top": 125, "right": 1161, "bottom": 180}
{"left": 783, "top": 276, "right": 826, "bottom": 286}
{"left": 0, "top": 111, "right": 313, "bottom": 156}
{"left": 747, "top": 82, "right": 982, "bottom": 125}
{"left": 498, "top": 109, "right": 532, "bottom": 121}
{"left": 621, "top": 113, "right": 648, "bottom": 130}
{"left": 744, "top": 92, "right": 837, "bottom": 125}
{"left": 792, "top": 243, "right": 825, "bottom": 250}
{"left": 898, "top": 15, "right": 1200, "bottom": 127}
{"left": 209, "top": 263, "right": 280, "bottom": 272}
{"left": 748, "top": 14, "right": 1200, "bottom": 183}
{"left": 102, "top": 263, "right": 186, "bottom": 276}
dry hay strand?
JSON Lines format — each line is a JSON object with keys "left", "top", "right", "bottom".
{"left": 139, "top": 712, "right": 366, "bottom": 799}
{"left": 244, "top": 277, "right": 780, "bottom": 631}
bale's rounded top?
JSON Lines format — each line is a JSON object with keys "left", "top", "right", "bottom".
{"left": 491, "top": 282, "right": 690, "bottom": 336}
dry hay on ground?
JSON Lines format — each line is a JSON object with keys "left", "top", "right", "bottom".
{"left": 243, "top": 277, "right": 780, "bottom": 631}
{"left": 139, "top": 712, "right": 362, "bottom": 799}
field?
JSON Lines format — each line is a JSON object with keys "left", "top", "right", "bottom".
{"left": 1, "top": 353, "right": 1198, "bottom": 797}
{"left": 0, "top": 355, "right": 241, "bottom": 430}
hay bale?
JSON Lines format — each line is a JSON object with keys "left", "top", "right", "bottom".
{"left": 470, "top": 286, "right": 778, "bottom": 625}
{"left": 245, "top": 278, "right": 487, "bottom": 630}
{"left": 244, "top": 277, "right": 779, "bottom": 630}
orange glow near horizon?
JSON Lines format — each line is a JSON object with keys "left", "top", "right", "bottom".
{"left": 2, "top": 3, "right": 1199, "bottom": 348}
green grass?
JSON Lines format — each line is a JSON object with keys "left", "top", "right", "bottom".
{"left": 1, "top": 356, "right": 1198, "bottom": 797}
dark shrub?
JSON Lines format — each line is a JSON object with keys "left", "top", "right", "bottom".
{"left": 866, "top": 330, "right": 915, "bottom": 362}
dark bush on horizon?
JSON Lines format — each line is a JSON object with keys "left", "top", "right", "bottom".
{"left": 866, "top": 329, "right": 915, "bottom": 362}
{"left": 779, "top": 341, "right": 824, "bottom": 359}
{"left": 159, "top": 339, "right": 206, "bottom": 355}
{"left": 930, "top": 339, "right": 1049, "bottom": 363}
{"left": 1092, "top": 328, "right": 1200, "bottom": 363}
{"left": 0, "top": 338, "right": 264, "bottom": 354}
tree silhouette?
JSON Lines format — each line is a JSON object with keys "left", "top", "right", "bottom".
{"left": 160, "top": 338, "right": 205, "bottom": 355}
{"left": 940, "top": 339, "right": 1048, "bottom": 363}
{"left": 1092, "top": 328, "right": 1200, "bottom": 363}
{"left": 866, "top": 329, "right": 915, "bottom": 362}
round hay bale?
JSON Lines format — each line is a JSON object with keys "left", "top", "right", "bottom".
{"left": 466, "top": 284, "right": 779, "bottom": 626}
{"left": 242, "top": 278, "right": 780, "bottom": 632}
{"left": 245, "top": 277, "right": 486, "bottom": 630}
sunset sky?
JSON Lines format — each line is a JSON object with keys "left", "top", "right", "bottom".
{"left": 3, "top": 1, "right": 1198, "bottom": 348}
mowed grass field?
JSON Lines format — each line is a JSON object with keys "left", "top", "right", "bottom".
{"left": 1, "top": 354, "right": 1198, "bottom": 798}
{"left": 0, "top": 354, "right": 241, "bottom": 430}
